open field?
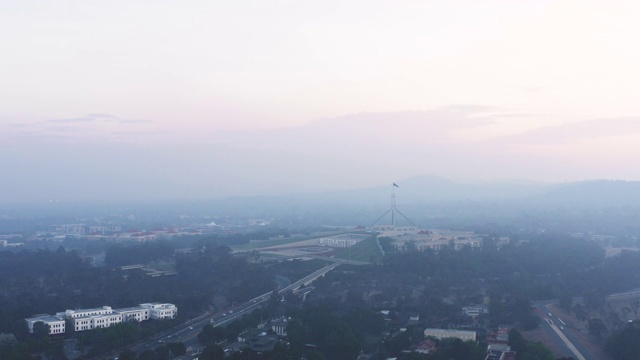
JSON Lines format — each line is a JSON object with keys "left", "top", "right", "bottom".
{"left": 605, "top": 247, "right": 640, "bottom": 258}
{"left": 334, "top": 235, "right": 383, "bottom": 263}
{"left": 252, "top": 233, "right": 375, "bottom": 262}
{"left": 232, "top": 231, "right": 345, "bottom": 251}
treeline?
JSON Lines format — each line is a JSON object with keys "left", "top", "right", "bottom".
{"left": 0, "top": 243, "right": 279, "bottom": 359}
{"left": 105, "top": 241, "right": 174, "bottom": 266}
{"left": 175, "top": 244, "right": 276, "bottom": 304}
{"left": 381, "top": 232, "right": 640, "bottom": 302}
{"left": 383, "top": 233, "right": 605, "bottom": 284}
{"left": 605, "top": 321, "right": 640, "bottom": 360}
{"left": 296, "top": 233, "right": 640, "bottom": 358}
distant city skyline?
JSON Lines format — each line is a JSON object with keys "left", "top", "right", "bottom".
{"left": 2, "top": 0, "right": 640, "bottom": 202}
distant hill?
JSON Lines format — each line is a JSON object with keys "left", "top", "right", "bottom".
{"left": 4, "top": 176, "right": 640, "bottom": 222}
{"left": 294, "top": 174, "right": 551, "bottom": 205}
{"left": 525, "top": 180, "right": 640, "bottom": 208}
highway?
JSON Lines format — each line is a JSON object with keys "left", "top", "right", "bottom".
{"left": 258, "top": 252, "right": 370, "bottom": 265}
{"left": 277, "top": 263, "right": 339, "bottom": 293}
{"left": 533, "top": 301, "right": 596, "bottom": 360}
{"left": 127, "top": 263, "right": 339, "bottom": 356}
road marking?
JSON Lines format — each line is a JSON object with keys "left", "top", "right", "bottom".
{"left": 548, "top": 324, "right": 586, "bottom": 360}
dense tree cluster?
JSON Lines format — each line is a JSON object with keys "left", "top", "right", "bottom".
{"left": 176, "top": 244, "right": 275, "bottom": 304}
{"left": 5, "top": 229, "right": 640, "bottom": 359}
{"left": 0, "top": 242, "right": 278, "bottom": 359}
{"left": 104, "top": 241, "right": 174, "bottom": 266}
{"left": 605, "top": 321, "right": 640, "bottom": 360}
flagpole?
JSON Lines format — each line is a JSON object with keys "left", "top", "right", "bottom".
{"left": 391, "top": 183, "right": 396, "bottom": 227}
{"left": 370, "top": 182, "right": 414, "bottom": 228}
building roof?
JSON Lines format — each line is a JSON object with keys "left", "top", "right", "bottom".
{"left": 116, "top": 306, "right": 147, "bottom": 312}
{"left": 26, "top": 315, "right": 64, "bottom": 323}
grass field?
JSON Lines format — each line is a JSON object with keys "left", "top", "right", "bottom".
{"left": 232, "top": 231, "right": 345, "bottom": 251}
{"left": 235, "top": 237, "right": 303, "bottom": 250}
{"left": 149, "top": 261, "right": 176, "bottom": 272}
{"left": 334, "top": 235, "right": 383, "bottom": 263}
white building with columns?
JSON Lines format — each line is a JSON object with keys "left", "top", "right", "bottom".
{"left": 26, "top": 302, "right": 177, "bottom": 334}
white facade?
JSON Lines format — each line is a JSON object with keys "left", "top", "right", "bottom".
{"left": 270, "top": 318, "right": 288, "bottom": 336}
{"left": 140, "top": 303, "right": 177, "bottom": 319}
{"left": 462, "top": 305, "right": 488, "bottom": 318}
{"left": 59, "top": 306, "right": 114, "bottom": 319}
{"left": 117, "top": 307, "right": 150, "bottom": 322}
{"left": 26, "top": 315, "right": 66, "bottom": 335}
{"left": 27, "top": 302, "right": 176, "bottom": 334}
{"left": 424, "top": 328, "right": 477, "bottom": 342}
{"left": 371, "top": 225, "right": 419, "bottom": 237}
{"left": 392, "top": 229, "right": 482, "bottom": 252}
{"left": 73, "top": 313, "right": 123, "bottom": 331}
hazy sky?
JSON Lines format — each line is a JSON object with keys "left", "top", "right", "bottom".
{"left": 2, "top": 0, "right": 640, "bottom": 202}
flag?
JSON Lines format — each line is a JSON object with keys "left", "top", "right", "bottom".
{"left": 393, "top": 182, "right": 399, "bottom": 188}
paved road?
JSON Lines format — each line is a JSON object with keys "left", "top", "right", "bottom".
{"left": 277, "top": 263, "right": 339, "bottom": 294}
{"left": 259, "top": 252, "right": 370, "bottom": 265}
{"left": 128, "top": 263, "right": 339, "bottom": 356}
{"left": 533, "top": 301, "right": 596, "bottom": 360}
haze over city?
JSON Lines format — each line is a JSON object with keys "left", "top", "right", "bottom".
{"left": 7, "top": 3, "right": 640, "bottom": 360}
{"left": 2, "top": 0, "right": 640, "bottom": 202}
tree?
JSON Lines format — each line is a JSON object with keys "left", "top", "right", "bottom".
{"left": 285, "top": 318, "right": 305, "bottom": 357}
{"left": 439, "top": 338, "right": 485, "bottom": 360}
{"left": 201, "top": 343, "right": 225, "bottom": 360}
{"left": 166, "top": 342, "right": 186, "bottom": 357}
{"left": 118, "top": 349, "right": 137, "bottom": 360}
{"left": 305, "top": 350, "right": 326, "bottom": 360}
{"left": 508, "top": 328, "right": 554, "bottom": 360}
{"left": 198, "top": 324, "right": 225, "bottom": 345}
{"left": 139, "top": 349, "right": 156, "bottom": 360}
{"left": 155, "top": 346, "right": 172, "bottom": 360}
{"left": 605, "top": 322, "right": 640, "bottom": 360}
{"left": 31, "top": 322, "right": 49, "bottom": 340}
{"left": 44, "top": 338, "right": 66, "bottom": 360}
{"left": 588, "top": 318, "right": 607, "bottom": 339}
{"left": 584, "top": 289, "right": 606, "bottom": 310}
{"left": 573, "top": 303, "right": 588, "bottom": 322}
{"left": 558, "top": 290, "right": 573, "bottom": 312}
{"left": 0, "top": 333, "right": 17, "bottom": 347}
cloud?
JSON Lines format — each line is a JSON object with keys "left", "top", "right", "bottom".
{"left": 307, "top": 108, "right": 496, "bottom": 132}
{"left": 110, "top": 131, "right": 166, "bottom": 136}
{"left": 87, "top": 113, "right": 117, "bottom": 118}
{"left": 48, "top": 117, "right": 96, "bottom": 124}
{"left": 492, "top": 112, "right": 540, "bottom": 119}
{"left": 437, "top": 104, "right": 502, "bottom": 114}
{"left": 503, "top": 117, "right": 640, "bottom": 144}
{"left": 47, "top": 114, "right": 152, "bottom": 124}
{"left": 0, "top": 113, "right": 158, "bottom": 144}
{"left": 213, "top": 109, "right": 497, "bottom": 152}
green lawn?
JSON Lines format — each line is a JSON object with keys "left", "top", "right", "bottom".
{"left": 232, "top": 231, "right": 345, "bottom": 250}
{"left": 334, "top": 235, "right": 383, "bottom": 263}
{"left": 148, "top": 261, "right": 176, "bottom": 271}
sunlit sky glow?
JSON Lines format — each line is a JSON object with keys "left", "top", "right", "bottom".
{"left": 2, "top": 0, "right": 640, "bottom": 201}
